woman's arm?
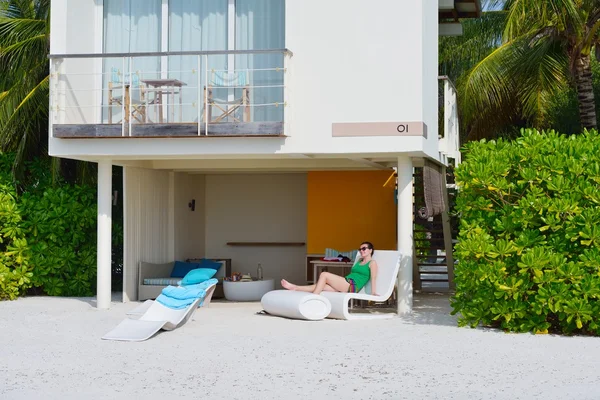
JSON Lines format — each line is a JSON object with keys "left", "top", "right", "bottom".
{"left": 369, "top": 260, "right": 378, "bottom": 296}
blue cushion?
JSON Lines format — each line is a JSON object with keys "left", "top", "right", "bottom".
{"left": 199, "top": 259, "right": 223, "bottom": 271}
{"left": 170, "top": 261, "right": 201, "bottom": 278}
{"left": 180, "top": 268, "right": 217, "bottom": 286}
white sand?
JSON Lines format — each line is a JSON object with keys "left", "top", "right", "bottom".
{"left": 1, "top": 293, "right": 599, "bottom": 400}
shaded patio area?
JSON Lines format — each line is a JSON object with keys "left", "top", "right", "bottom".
{"left": 1, "top": 293, "right": 599, "bottom": 399}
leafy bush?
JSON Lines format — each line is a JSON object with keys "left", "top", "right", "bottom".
{"left": 0, "top": 154, "right": 98, "bottom": 299}
{"left": 0, "top": 156, "right": 32, "bottom": 299}
{"left": 21, "top": 185, "right": 97, "bottom": 296}
{"left": 452, "top": 129, "right": 600, "bottom": 335}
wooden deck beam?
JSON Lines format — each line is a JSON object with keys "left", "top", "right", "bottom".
{"left": 53, "top": 122, "right": 285, "bottom": 139}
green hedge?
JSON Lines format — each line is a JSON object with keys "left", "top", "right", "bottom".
{"left": 452, "top": 129, "right": 600, "bottom": 335}
{"left": 0, "top": 154, "right": 97, "bottom": 299}
{"left": 0, "top": 156, "right": 32, "bottom": 299}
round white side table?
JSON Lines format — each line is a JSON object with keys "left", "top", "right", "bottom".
{"left": 223, "top": 279, "right": 275, "bottom": 301}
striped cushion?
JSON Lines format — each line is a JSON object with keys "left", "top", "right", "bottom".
{"left": 325, "top": 248, "right": 358, "bottom": 260}
{"left": 143, "top": 278, "right": 181, "bottom": 286}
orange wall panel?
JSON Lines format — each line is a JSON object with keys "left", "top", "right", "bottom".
{"left": 307, "top": 171, "right": 397, "bottom": 254}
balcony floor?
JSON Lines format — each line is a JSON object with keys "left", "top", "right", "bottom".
{"left": 53, "top": 122, "right": 285, "bottom": 138}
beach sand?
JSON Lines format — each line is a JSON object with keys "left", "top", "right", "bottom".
{"left": 1, "top": 293, "right": 599, "bottom": 400}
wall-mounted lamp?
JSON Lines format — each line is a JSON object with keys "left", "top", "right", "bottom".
{"left": 188, "top": 199, "right": 196, "bottom": 211}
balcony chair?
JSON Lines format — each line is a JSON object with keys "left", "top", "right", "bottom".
{"left": 107, "top": 67, "right": 147, "bottom": 124}
{"left": 203, "top": 70, "right": 250, "bottom": 123}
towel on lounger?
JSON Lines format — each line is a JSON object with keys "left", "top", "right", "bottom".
{"left": 156, "top": 279, "right": 218, "bottom": 309}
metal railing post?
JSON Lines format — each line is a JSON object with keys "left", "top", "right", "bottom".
{"left": 121, "top": 57, "right": 126, "bottom": 137}
{"left": 283, "top": 51, "right": 290, "bottom": 136}
{"left": 204, "top": 54, "right": 209, "bottom": 136}
{"left": 197, "top": 55, "right": 201, "bottom": 136}
{"left": 128, "top": 56, "right": 133, "bottom": 137}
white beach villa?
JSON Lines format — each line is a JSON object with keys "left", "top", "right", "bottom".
{"left": 48, "top": 0, "right": 481, "bottom": 311}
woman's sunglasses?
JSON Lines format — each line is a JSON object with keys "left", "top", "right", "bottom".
{"left": 359, "top": 247, "right": 370, "bottom": 252}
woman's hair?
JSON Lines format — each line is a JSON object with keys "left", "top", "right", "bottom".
{"left": 361, "top": 241, "right": 375, "bottom": 255}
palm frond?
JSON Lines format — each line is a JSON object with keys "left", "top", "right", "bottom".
{"left": 505, "top": 0, "right": 583, "bottom": 40}
{"left": 0, "top": 73, "right": 49, "bottom": 179}
{"left": 440, "top": 11, "right": 507, "bottom": 82}
{"left": 461, "top": 39, "right": 520, "bottom": 121}
{"left": 0, "top": 14, "right": 48, "bottom": 87}
{"left": 0, "top": 0, "right": 53, "bottom": 179}
{"left": 516, "top": 36, "right": 569, "bottom": 123}
{"left": 0, "top": 17, "right": 46, "bottom": 44}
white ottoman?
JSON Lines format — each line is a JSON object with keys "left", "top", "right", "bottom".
{"left": 223, "top": 279, "right": 275, "bottom": 301}
{"left": 260, "top": 290, "right": 332, "bottom": 321}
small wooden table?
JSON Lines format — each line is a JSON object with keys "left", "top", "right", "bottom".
{"left": 310, "top": 260, "right": 354, "bottom": 284}
{"left": 141, "top": 79, "right": 187, "bottom": 123}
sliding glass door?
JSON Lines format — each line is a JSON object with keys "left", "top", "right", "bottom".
{"left": 169, "top": 0, "right": 228, "bottom": 123}
{"left": 102, "top": 0, "right": 285, "bottom": 125}
{"left": 103, "top": 0, "right": 161, "bottom": 123}
{"left": 236, "top": 0, "right": 285, "bottom": 122}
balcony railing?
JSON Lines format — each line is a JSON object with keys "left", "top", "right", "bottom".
{"left": 438, "top": 76, "right": 461, "bottom": 165}
{"left": 49, "top": 49, "right": 292, "bottom": 138}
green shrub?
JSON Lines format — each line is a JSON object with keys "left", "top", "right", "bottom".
{"left": 0, "top": 154, "right": 98, "bottom": 298}
{"left": 0, "top": 156, "right": 33, "bottom": 300}
{"left": 452, "top": 129, "right": 600, "bottom": 335}
{"left": 21, "top": 184, "right": 97, "bottom": 296}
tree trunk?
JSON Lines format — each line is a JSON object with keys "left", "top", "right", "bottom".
{"left": 574, "top": 54, "right": 598, "bottom": 130}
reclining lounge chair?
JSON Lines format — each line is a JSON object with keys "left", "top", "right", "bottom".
{"left": 102, "top": 282, "right": 217, "bottom": 342}
{"left": 321, "top": 250, "right": 402, "bottom": 320}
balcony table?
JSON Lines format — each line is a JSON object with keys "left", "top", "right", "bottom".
{"left": 141, "top": 79, "right": 187, "bottom": 123}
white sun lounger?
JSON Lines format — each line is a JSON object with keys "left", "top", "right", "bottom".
{"left": 321, "top": 250, "right": 402, "bottom": 320}
{"left": 102, "top": 284, "right": 216, "bottom": 342}
{"left": 126, "top": 283, "right": 216, "bottom": 317}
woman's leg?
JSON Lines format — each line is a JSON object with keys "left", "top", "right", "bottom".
{"left": 281, "top": 279, "right": 315, "bottom": 292}
{"left": 281, "top": 274, "right": 349, "bottom": 293}
{"left": 313, "top": 272, "right": 350, "bottom": 295}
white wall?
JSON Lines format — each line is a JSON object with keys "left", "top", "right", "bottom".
{"left": 422, "top": 0, "right": 441, "bottom": 158}
{"left": 49, "top": 0, "right": 442, "bottom": 161}
{"left": 204, "top": 174, "right": 307, "bottom": 288}
{"left": 51, "top": 0, "right": 100, "bottom": 125}
{"left": 123, "top": 167, "right": 173, "bottom": 302}
{"left": 173, "top": 173, "right": 206, "bottom": 260}
{"left": 285, "top": 0, "right": 429, "bottom": 154}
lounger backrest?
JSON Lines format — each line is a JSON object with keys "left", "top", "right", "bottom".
{"left": 356, "top": 250, "right": 402, "bottom": 297}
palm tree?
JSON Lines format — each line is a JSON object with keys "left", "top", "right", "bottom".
{"left": 439, "top": 7, "right": 508, "bottom": 141}
{"left": 461, "top": 0, "right": 599, "bottom": 139}
{"left": 0, "top": 0, "right": 94, "bottom": 185}
{"left": 0, "top": 0, "right": 50, "bottom": 179}
{"left": 439, "top": 10, "right": 506, "bottom": 84}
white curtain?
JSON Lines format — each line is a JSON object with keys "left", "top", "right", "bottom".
{"left": 169, "top": 0, "right": 228, "bottom": 123}
{"left": 103, "top": 0, "right": 161, "bottom": 123}
{"left": 235, "top": 0, "right": 285, "bottom": 122}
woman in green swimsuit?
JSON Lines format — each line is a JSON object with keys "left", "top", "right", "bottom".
{"left": 281, "top": 241, "right": 379, "bottom": 295}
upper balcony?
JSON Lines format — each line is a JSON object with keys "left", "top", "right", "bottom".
{"left": 49, "top": 0, "right": 457, "bottom": 164}
{"left": 49, "top": 49, "right": 292, "bottom": 138}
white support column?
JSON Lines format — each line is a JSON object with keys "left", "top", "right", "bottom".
{"left": 97, "top": 160, "right": 113, "bottom": 309}
{"left": 397, "top": 157, "right": 414, "bottom": 315}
